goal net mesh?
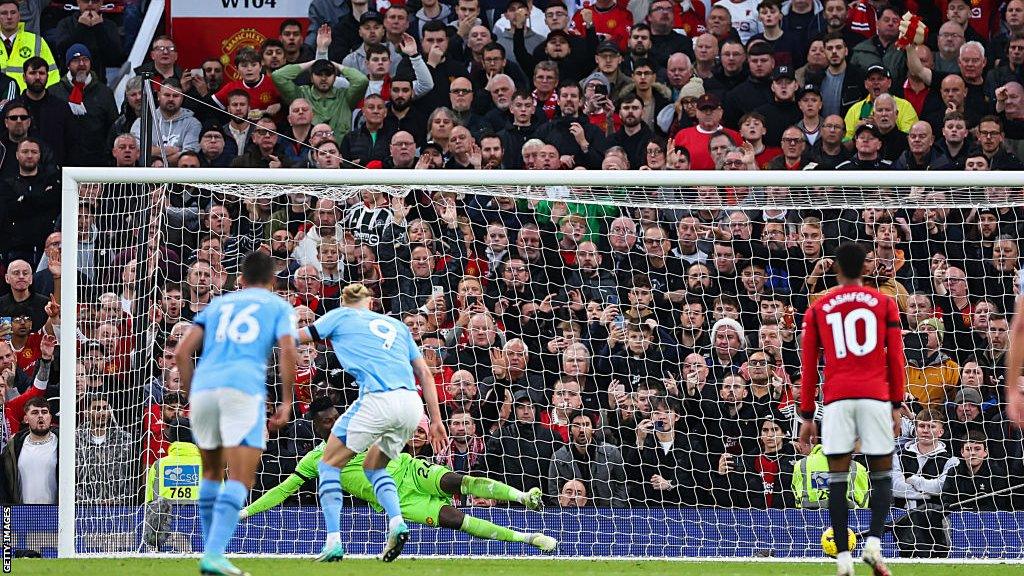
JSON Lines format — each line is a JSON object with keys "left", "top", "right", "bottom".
{"left": 67, "top": 176, "right": 1024, "bottom": 559}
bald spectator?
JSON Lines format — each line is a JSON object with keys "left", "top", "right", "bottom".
{"left": 893, "top": 121, "right": 952, "bottom": 170}
{"left": 0, "top": 260, "right": 47, "bottom": 330}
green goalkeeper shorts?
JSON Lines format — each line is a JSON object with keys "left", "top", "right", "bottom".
{"left": 394, "top": 456, "right": 451, "bottom": 528}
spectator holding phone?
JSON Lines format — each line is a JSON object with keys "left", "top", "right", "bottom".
{"left": 628, "top": 397, "right": 712, "bottom": 505}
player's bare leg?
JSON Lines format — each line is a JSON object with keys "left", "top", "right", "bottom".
{"left": 861, "top": 455, "right": 894, "bottom": 576}
{"left": 826, "top": 453, "right": 856, "bottom": 576}
{"left": 437, "top": 505, "right": 556, "bottom": 552}
{"left": 316, "top": 434, "right": 357, "bottom": 562}
{"left": 439, "top": 472, "right": 544, "bottom": 511}
{"left": 200, "top": 446, "right": 262, "bottom": 576}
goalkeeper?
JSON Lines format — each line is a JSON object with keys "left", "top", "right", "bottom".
{"left": 240, "top": 419, "right": 557, "bottom": 553}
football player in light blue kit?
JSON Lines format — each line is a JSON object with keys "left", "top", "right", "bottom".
{"left": 176, "top": 252, "right": 298, "bottom": 576}
{"left": 299, "top": 282, "right": 447, "bottom": 563}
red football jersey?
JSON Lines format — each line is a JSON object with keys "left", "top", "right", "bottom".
{"left": 213, "top": 75, "right": 281, "bottom": 113}
{"left": 799, "top": 284, "right": 905, "bottom": 417}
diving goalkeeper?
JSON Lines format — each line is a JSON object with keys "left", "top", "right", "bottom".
{"left": 240, "top": 420, "right": 557, "bottom": 553}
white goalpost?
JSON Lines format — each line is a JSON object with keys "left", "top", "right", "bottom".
{"left": 57, "top": 167, "right": 1024, "bottom": 561}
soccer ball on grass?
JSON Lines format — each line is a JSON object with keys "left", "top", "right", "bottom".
{"left": 821, "top": 527, "right": 856, "bottom": 557}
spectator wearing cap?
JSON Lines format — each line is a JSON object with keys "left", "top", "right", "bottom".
{"left": 548, "top": 411, "right": 627, "bottom": 507}
{"left": 794, "top": 83, "right": 823, "bottom": 144}
{"left": 753, "top": 64, "right": 802, "bottom": 146}
{"left": 672, "top": 93, "right": 740, "bottom": 170}
{"left": 341, "top": 11, "right": 398, "bottom": 75}
{"left": 849, "top": 5, "right": 905, "bottom": 86}
{"left": 516, "top": 27, "right": 588, "bottom": 85}
{"left": 593, "top": 41, "right": 633, "bottom": 103}
{"left": 842, "top": 65, "right": 918, "bottom": 140}
{"left": 834, "top": 122, "right": 892, "bottom": 169}
{"left": 942, "top": 430, "right": 1012, "bottom": 511}
{"left": 892, "top": 121, "right": 953, "bottom": 171}
{"left": 272, "top": 31, "right": 369, "bottom": 142}
{"left": 946, "top": 387, "right": 1022, "bottom": 471}
{"left": 197, "top": 124, "right": 232, "bottom": 168}
{"left": 483, "top": 389, "right": 558, "bottom": 493}
{"left": 722, "top": 40, "right": 775, "bottom": 129}
{"left": 46, "top": 0, "right": 123, "bottom": 81}
{"left": 906, "top": 317, "right": 960, "bottom": 407}
{"left": 49, "top": 43, "right": 116, "bottom": 167}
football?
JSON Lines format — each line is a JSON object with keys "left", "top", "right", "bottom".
{"left": 821, "top": 527, "right": 857, "bottom": 557}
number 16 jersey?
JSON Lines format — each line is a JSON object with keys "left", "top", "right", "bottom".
{"left": 192, "top": 287, "right": 298, "bottom": 397}
{"left": 309, "top": 307, "right": 421, "bottom": 394}
{"left": 799, "top": 284, "right": 906, "bottom": 416}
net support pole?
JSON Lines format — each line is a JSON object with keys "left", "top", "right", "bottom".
{"left": 138, "top": 71, "right": 153, "bottom": 167}
{"left": 57, "top": 173, "right": 81, "bottom": 558}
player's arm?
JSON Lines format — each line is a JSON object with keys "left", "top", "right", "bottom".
{"left": 174, "top": 325, "right": 205, "bottom": 396}
{"left": 1006, "top": 294, "right": 1024, "bottom": 427}
{"left": 242, "top": 446, "right": 322, "bottom": 518}
{"left": 297, "top": 325, "right": 320, "bottom": 345}
{"left": 412, "top": 355, "right": 448, "bottom": 452}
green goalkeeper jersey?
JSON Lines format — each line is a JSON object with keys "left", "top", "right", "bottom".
{"left": 244, "top": 442, "right": 452, "bottom": 525}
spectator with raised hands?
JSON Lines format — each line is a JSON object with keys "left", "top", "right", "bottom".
{"left": 273, "top": 25, "right": 369, "bottom": 142}
{"left": 629, "top": 397, "right": 712, "bottom": 506}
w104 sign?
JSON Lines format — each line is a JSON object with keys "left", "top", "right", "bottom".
{"left": 168, "top": 0, "right": 311, "bottom": 78}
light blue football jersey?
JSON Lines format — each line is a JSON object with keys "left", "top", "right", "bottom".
{"left": 310, "top": 307, "right": 421, "bottom": 394}
{"left": 191, "top": 288, "right": 298, "bottom": 396}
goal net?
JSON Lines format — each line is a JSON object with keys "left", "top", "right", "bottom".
{"left": 57, "top": 168, "right": 1024, "bottom": 560}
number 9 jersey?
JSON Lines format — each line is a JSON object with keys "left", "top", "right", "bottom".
{"left": 308, "top": 307, "right": 421, "bottom": 394}
{"left": 192, "top": 287, "right": 299, "bottom": 397}
{"left": 799, "top": 284, "right": 906, "bottom": 418}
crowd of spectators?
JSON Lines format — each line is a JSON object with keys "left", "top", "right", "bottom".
{"left": 0, "top": 0, "right": 1023, "bottom": 518}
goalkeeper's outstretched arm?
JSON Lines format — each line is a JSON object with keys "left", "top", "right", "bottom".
{"left": 241, "top": 447, "right": 322, "bottom": 518}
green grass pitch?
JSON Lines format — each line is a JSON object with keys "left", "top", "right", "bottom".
{"left": 10, "top": 558, "right": 1024, "bottom": 576}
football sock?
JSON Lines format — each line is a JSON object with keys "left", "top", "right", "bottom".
{"left": 828, "top": 472, "right": 851, "bottom": 554}
{"left": 198, "top": 479, "right": 219, "bottom": 545}
{"left": 317, "top": 460, "right": 343, "bottom": 538}
{"left": 460, "top": 475, "right": 524, "bottom": 503}
{"left": 869, "top": 471, "right": 893, "bottom": 539}
{"left": 365, "top": 467, "right": 403, "bottom": 524}
{"left": 460, "top": 514, "right": 527, "bottom": 542}
{"left": 205, "top": 479, "right": 247, "bottom": 558}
